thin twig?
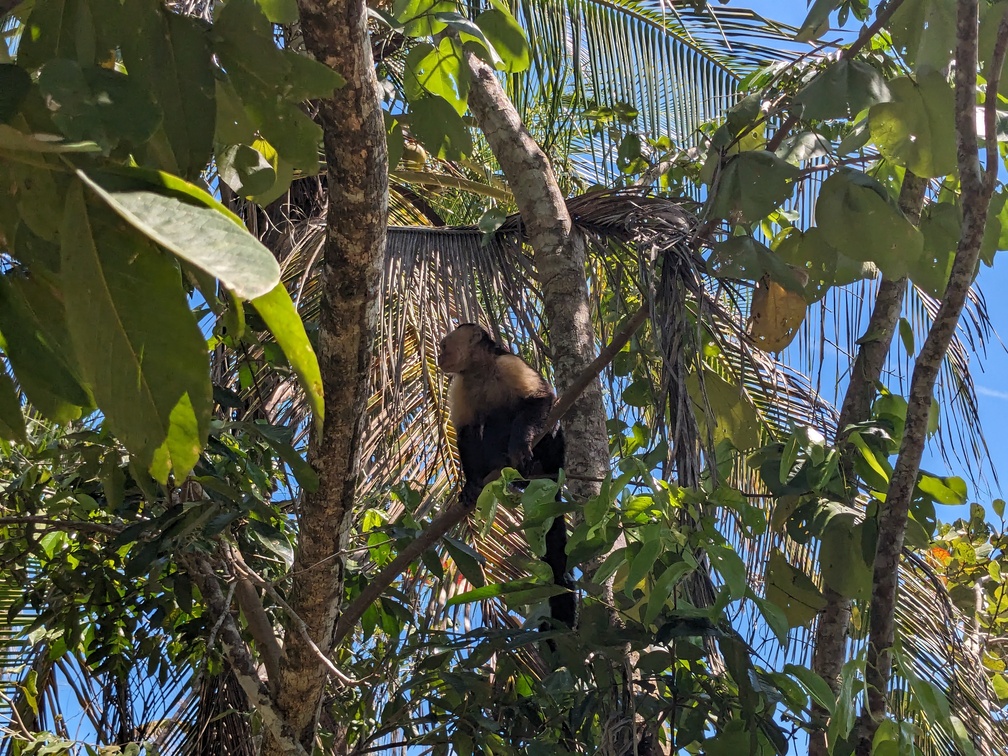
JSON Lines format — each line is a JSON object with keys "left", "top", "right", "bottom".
{"left": 0, "top": 515, "right": 121, "bottom": 536}
{"left": 229, "top": 547, "right": 357, "bottom": 685}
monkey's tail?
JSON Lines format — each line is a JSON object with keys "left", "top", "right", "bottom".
{"left": 544, "top": 515, "right": 576, "bottom": 627}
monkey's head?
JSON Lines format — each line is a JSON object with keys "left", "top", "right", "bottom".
{"left": 438, "top": 323, "right": 493, "bottom": 373}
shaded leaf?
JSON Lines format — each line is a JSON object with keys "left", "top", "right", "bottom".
{"left": 819, "top": 515, "right": 872, "bottom": 600}
{"left": 816, "top": 169, "right": 924, "bottom": 277}
{"left": 214, "top": 0, "right": 344, "bottom": 171}
{"left": 119, "top": 1, "right": 215, "bottom": 178}
{"left": 709, "top": 150, "right": 798, "bottom": 222}
{"left": 444, "top": 535, "right": 485, "bottom": 588}
{"left": 796, "top": 0, "right": 840, "bottom": 42}
{"left": 687, "top": 367, "right": 761, "bottom": 450}
{"left": 60, "top": 184, "right": 211, "bottom": 481}
{"left": 0, "top": 124, "right": 101, "bottom": 153}
{"left": 765, "top": 550, "right": 825, "bottom": 627}
{"left": 0, "top": 272, "right": 92, "bottom": 422}
{"left": 249, "top": 520, "right": 295, "bottom": 569}
{"left": 0, "top": 371, "right": 26, "bottom": 441}
{"left": 216, "top": 143, "right": 277, "bottom": 197}
{"left": 773, "top": 227, "right": 838, "bottom": 301}
{"left": 0, "top": 65, "right": 31, "bottom": 123}
{"left": 36, "top": 60, "right": 162, "bottom": 151}
{"left": 889, "top": 0, "right": 957, "bottom": 75}
{"left": 796, "top": 59, "right": 891, "bottom": 121}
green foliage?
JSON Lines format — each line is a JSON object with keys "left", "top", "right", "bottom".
{"left": 0, "top": 0, "right": 327, "bottom": 477}
{"left": 0, "top": 419, "right": 303, "bottom": 731}
{"left": 4, "top": 0, "right": 1008, "bottom": 753}
{"left": 869, "top": 72, "right": 956, "bottom": 178}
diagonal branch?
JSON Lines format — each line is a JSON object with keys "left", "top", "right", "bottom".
{"left": 808, "top": 172, "right": 927, "bottom": 756}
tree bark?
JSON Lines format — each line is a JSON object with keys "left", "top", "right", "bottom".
{"left": 807, "top": 172, "right": 926, "bottom": 756}
{"left": 855, "top": 1, "right": 1008, "bottom": 749}
{"left": 264, "top": 0, "right": 388, "bottom": 749}
{"left": 463, "top": 51, "right": 609, "bottom": 501}
{"left": 464, "top": 41, "right": 628, "bottom": 746}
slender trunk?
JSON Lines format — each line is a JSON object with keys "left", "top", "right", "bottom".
{"left": 807, "top": 173, "right": 926, "bottom": 756}
{"left": 464, "top": 45, "right": 627, "bottom": 748}
{"left": 265, "top": 0, "right": 388, "bottom": 749}
{"left": 463, "top": 51, "right": 609, "bottom": 500}
{"left": 855, "top": 1, "right": 1007, "bottom": 749}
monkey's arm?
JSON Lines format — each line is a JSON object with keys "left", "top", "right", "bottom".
{"left": 507, "top": 394, "right": 554, "bottom": 474}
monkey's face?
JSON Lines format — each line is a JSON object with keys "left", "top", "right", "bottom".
{"left": 438, "top": 324, "right": 483, "bottom": 373}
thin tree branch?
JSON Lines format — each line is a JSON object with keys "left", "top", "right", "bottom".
{"left": 856, "top": 2, "right": 1008, "bottom": 750}
{"left": 227, "top": 548, "right": 283, "bottom": 689}
{"left": 0, "top": 516, "right": 122, "bottom": 536}
{"left": 188, "top": 554, "right": 309, "bottom": 756}
{"left": 229, "top": 546, "right": 357, "bottom": 686}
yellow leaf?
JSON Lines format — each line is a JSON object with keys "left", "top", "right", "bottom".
{"left": 748, "top": 275, "right": 807, "bottom": 352}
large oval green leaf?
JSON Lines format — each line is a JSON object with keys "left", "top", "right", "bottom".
{"left": 78, "top": 167, "right": 280, "bottom": 300}
{"left": 708, "top": 151, "right": 798, "bottom": 223}
{"left": 869, "top": 72, "right": 956, "bottom": 178}
{"left": 764, "top": 550, "right": 825, "bottom": 628}
{"left": 816, "top": 169, "right": 924, "bottom": 278}
{"left": 60, "top": 184, "right": 211, "bottom": 482}
{"left": 796, "top": 59, "right": 891, "bottom": 121}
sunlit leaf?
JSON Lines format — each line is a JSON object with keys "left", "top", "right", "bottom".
{"left": 250, "top": 284, "right": 324, "bottom": 429}
{"left": 78, "top": 167, "right": 280, "bottom": 300}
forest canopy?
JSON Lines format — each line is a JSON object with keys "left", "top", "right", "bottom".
{"left": 0, "top": 0, "right": 1007, "bottom": 754}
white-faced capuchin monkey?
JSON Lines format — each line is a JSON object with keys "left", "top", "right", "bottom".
{"left": 438, "top": 323, "right": 575, "bottom": 629}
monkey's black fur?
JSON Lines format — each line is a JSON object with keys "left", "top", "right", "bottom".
{"left": 439, "top": 324, "right": 576, "bottom": 629}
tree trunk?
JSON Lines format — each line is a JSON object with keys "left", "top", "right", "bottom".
{"left": 463, "top": 52, "right": 609, "bottom": 502}
{"left": 807, "top": 172, "right": 926, "bottom": 756}
{"left": 856, "top": 0, "right": 1007, "bottom": 748}
{"left": 264, "top": 0, "right": 388, "bottom": 749}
